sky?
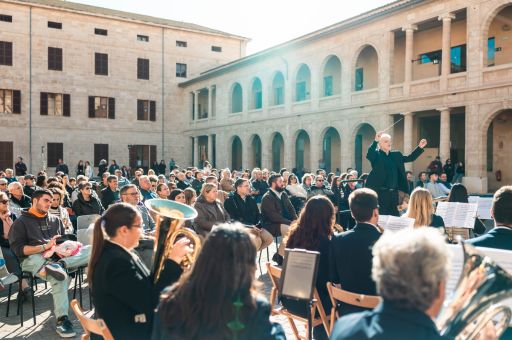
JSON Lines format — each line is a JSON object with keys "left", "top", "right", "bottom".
{"left": 72, "top": 0, "right": 396, "bottom": 55}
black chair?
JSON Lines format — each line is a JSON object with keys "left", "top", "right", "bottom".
{"left": 70, "top": 264, "right": 92, "bottom": 310}
{"left": 5, "top": 271, "right": 37, "bottom": 327}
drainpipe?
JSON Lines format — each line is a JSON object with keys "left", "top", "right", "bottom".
{"left": 29, "top": 6, "right": 33, "bottom": 172}
{"left": 161, "top": 27, "right": 165, "bottom": 161}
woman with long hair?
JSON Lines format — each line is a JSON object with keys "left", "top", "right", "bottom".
{"left": 283, "top": 195, "right": 334, "bottom": 339}
{"left": 169, "top": 189, "right": 185, "bottom": 203}
{"left": 152, "top": 224, "right": 284, "bottom": 339}
{"left": 88, "top": 203, "right": 190, "bottom": 340}
{"left": 404, "top": 188, "right": 445, "bottom": 229}
{"left": 183, "top": 187, "right": 197, "bottom": 206}
{"left": 84, "top": 161, "right": 94, "bottom": 179}
{"left": 76, "top": 160, "right": 85, "bottom": 176}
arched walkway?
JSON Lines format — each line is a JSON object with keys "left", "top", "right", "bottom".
{"left": 322, "top": 127, "right": 341, "bottom": 173}
{"left": 354, "top": 123, "right": 376, "bottom": 174}
{"left": 250, "top": 135, "right": 262, "bottom": 169}
{"left": 295, "top": 130, "right": 311, "bottom": 172}
{"left": 271, "top": 133, "right": 284, "bottom": 171}
{"left": 322, "top": 55, "right": 341, "bottom": 97}
{"left": 231, "top": 136, "right": 242, "bottom": 170}
{"left": 354, "top": 45, "right": 379, "bottom": 91}
{"left": 231, "top": 83, "right": 243, "bottom": 113}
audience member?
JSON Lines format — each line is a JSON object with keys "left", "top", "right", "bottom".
{"left": 193, "top": 183, "right": 230, "bottom": 237}
{"left": 100, "top": 175, "right": 120, "bottom": 209}
{"left": 8, "top": 182, "right": 31, "bottom": 218}
{"left": 72, "top": 182, "right": 104, "bottom": 216}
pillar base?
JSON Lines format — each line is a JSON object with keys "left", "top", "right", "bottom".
{"left": 462, "top": 176, "right": 488, "bottom": 194}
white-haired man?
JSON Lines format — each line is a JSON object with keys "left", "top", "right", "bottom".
{"left": 365, "top": 132, "right": 427, "bottom": 216}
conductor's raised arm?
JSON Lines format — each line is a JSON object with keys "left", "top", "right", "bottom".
{"left": 403, "top": 139, "right": 427, "bottom": 163}
{"left": 366, "top": 132, "right": 383, "bottom": 163}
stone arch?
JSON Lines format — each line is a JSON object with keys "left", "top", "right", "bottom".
{"left": 231, "top": 136, "right": 243, "bottom": 170}
{"left": 230, "top": 82, "right": 243, "bottom": 113}
{"left": 249, "top": 77, "right": 263, "bottom": 110}
{"left": 321, "top": 55, "right": 342, "bottom": 97}
{"left": 353, "top": 123, "right": 377, "bottom": 174}
{"left": 271, "top": 132, "right": 285, "bottom": 171}
{"left": 250, "top": 134, "right": 262, "bottom": 169}
{"left": 482, "top": 3, "right": 512, "bottom": 67}
{"left": 294, "top": 129, "right": 311, "bottom": 172}
{"left": 320, "top": 127, "right": 341, "bottom": 173}
{"left": 293, "top": 63, "right": 311, "bottom": 102}
{"left": 270, "top": 71, "right": 285, "bottom": 106}
{"left": 353, "top": 44, "right": 380, "bottom": 91}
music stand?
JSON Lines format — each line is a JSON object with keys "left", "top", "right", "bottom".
{"left": 279, "top": 248, "right": 320, "bottom": 340}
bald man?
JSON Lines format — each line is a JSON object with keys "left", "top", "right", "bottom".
{"left": 365, "top": 132, "right": 427, "bottom": 216}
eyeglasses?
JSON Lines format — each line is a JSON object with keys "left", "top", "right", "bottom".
{"left": 0, "top": 200, "right": 8, "bottom": 204}
{"left": 0, "top": 183, "right": 6, "bottom": 186}
{"left": 82, "top": 187, "right": 91, "bottom": 191}
{"left": 130, "top": 224, "right": 143, "bottom": 229}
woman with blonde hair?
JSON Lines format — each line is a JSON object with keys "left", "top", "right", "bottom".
{"left": 404, "top": 188, "right": 445, "bottom": 229}
{"left": 193, "top": 183, "right": 230, "bottom": 237}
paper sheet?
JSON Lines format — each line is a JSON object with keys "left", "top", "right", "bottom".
{"left": 281, "top": 251, "right": 318, "bottom": 300}
{"left": 436, "top": 202, "right": 478, "bottom": 229}
{"left": 468, "top": 196, "right": 493, "bottom": 220}
{"left": 378, "top": 215, "right": 415, "bottom": 231}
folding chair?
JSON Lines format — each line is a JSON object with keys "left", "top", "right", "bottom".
{"left": 266, "top": 263, "right": 329, "bottom": 339}
{"left": 326, "top": 282, "right": 381, "bottom": 333}
{"left": 77, "top": 214, "right": 100, "bottom": 246}
{"left": 71, "top": 299, "right": 113, "bottom": 340}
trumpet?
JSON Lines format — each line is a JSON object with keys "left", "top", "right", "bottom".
{"left": 437, "top": 241, "right": 512, "bottom": 339}
{"left": 145, "top": 199, "right": 199, "bottom": 283}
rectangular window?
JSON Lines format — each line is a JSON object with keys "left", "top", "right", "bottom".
{"left": 0, "top": 141, "right": 13, "bottom": 172}
{"left": 0, "top": 14, "right": 12, "bottom": 23}
{"left": 176, "top": 40, "right": 187, "bottom": 47}
{"left": 355, "top": 68, "right": 364, "bottom": 91}
{"left": 95, "top": 52, "right": 108, "bottom": 75}
{"left": 48, "top": 21, "right": 62, "bottom": 29}
{"left": 420, "top": 50, "right": 441, "bottom": 64}
{"left": 0, "top": 41, "right": 12, "bottom": 66}
{"left": 48, "top": 47, "right": 63, "bottom": 71}
{"left": 176, "top": 63, "right": 187, "bottom": 78}
{"left": 254, "top": 91, "right": 262, "bottom": 109}
{"left": 323, "top": 76, "right": 333, "bottom": 97}
{"left": 47, "top": 143, "right": 63, "bottom": 167}
{"left": 274, "top": 87, "right": 284, "bottom": 105}
{"left": 89, "top": 96, "right": 115, "bottom": 119}
{"left": 137, "top": 34, "right": 149, "bottom": 42}
{"left": 40, "top": 92, "right": 70, "bottom": 116}
{"left": 296, "top": 82, "right": 306, "bottom": 101}
{"left": 94, "top": 144, "right": 109, "bottom": 166}
{"left": 488, "top": 37, "right": 496, "bottom": 67}
{"left": 211, "top": 46, "right": 222, "bottom": 52}
{"left": 95, "top": 28, "right": 108, "bottom": 36}
{"left": 137, "top": 58, "right": 150, "bottom": 80}
{"left": 0, "top": 89, "right": 20, "bottom": 114}
{"left": 137, "top": 99, "right": 156, "bottom": 121}
{"left": 450, "top": 44, "right": 466, "bottom": 73}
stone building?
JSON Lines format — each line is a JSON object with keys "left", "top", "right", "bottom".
{"left": 0, "top": 0, "right": 248, "bottom": 174}
{"left": 182, "top": 0, "right": 512, "bottom": 193}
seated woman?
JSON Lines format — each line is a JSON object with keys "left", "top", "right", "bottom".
{"left": 286, "top": 174, "right": 307, "bottom": 214}
{"left": 72, "top": 182, "right": 104, "bottom": 216}
{"left": 403, "top": 188, "right": 445, "bottom": 230}
{"left": 281, "top": 195, "right": 333, "bottom": 340}
{"left": 88, "top": 203, "right": 191, "bottom": 340}
{"left": 448, "top": 183, "right": 486, "bottom": 236}
{"left": 193, "top": 183, "right": 230, "bottom": 237}
{"left": 152, "top": 224, "right": 285, "bottom": 340}
{"left": 156, "top": 183, "right": 170, "bottom": 200}
{"left": 168, "top": 189, "right": 185, "bottom": 203}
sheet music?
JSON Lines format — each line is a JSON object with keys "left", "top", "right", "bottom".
{"left": 378, "top": 215, "right": 415, "bottom": 231}
{"left": 436, "top": 202, "right": 477, "bottom": 228}
{"left": 468, "top": 196, "right": 493, "bottom": 220}
{"left": 281, "top": 251, "right": 318, "bottom": 300}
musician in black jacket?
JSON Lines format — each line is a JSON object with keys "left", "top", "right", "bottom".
{"left": 88, "top": 203, "right": 191, "bottom": 340}
{"left": 224, "top": 178, "right": 273, "bottom": 251}
{"left": 365, "top": 132, "right": 427, "bottom": 216}
{"left": 330, "top": 188, "right": 382, "bottom": 316}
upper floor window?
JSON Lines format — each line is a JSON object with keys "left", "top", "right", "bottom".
{"left": 88, "top": 96, "right": 115, "bottom": 119}
{"left": 0, "top": 41, "right": 12, "bottom": 66}
{"left": 0, "top": 14, "right": 12, "bottom": 22}
{"left": 95, "top": 28, "right": 108, "bottom": 36}
{"left": 137, "top": 35, "right": 149, "bottom": 42}
{"left": 488, "top": 37, "right": 496, "bottom": 67}
{"left": 211, "top": 46, "right": 222, "bottom": 52}
{"left": 137, "top": 58, "right": 149, "bottom": 80}
{"left": 176, "top": 63, "right": 187, "bottom": 78}
{"left": 176, "top": 41, "right": 187, "bottom": 47}
{"left": 323, "top": 76, "right": 333, "bottom": 97}
{"left": 47, "top": 143, "right": 63, "bottom": 167}
{"left": 95, "top": 52, "right": 108, "bottom": 76}
{"left": 0, "top": 89, "right": 21, "bottom": 114}
{"left": 48, "top": 47, "right": 63, "bottom": 71}
{"left": 40, "top": 92, "right": 70, "bottom": 116}
{"left": 48, "top": 21, "right": 62, "bottom": 29}
{"left": 450, "top": 44, "right": 466, "bottom": 73}
{"left": 355, "top": 68, "right": 364, "bottom": 91}
{"left": 137, "top": 99, "right": 156, "bottom": 121}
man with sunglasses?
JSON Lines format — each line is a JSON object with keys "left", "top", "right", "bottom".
{"left": 9, "top": 189, "right": 91, "bottom": 338}
{"left": 8, "top": 182, "right": 31, "bottom": 218}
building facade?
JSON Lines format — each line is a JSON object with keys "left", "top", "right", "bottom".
{"left": 0, "top": 0, "right": 248, "bottom": 174}
{"left": 182, "top": 0, "right": 512, "bottom": 193}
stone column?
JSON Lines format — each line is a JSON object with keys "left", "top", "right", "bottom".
{"left": 192, "top": 136, "right": 198, "bottom": 167}
{"left": 207, "top": 134, "right": 214, "bottom": 164}
{"left": 193, "top": 91, "right": 199, "bottom": 120}
{"left": 438, "top": 107, "right": 451, "bottom": 162}
{"left": 260, "top": 133, "right": 271, "bottom": 170}
{"left": 207, "top": 87, "right": 212, "bottom": 120}
{"left": 438, "top": 13, "right": 455, "bottom": 89}
{"left": 402, "top": 25, "right": 417, "bottom": 95}
{"left": 403, "top": 112, "right": 413, "bottom": 171}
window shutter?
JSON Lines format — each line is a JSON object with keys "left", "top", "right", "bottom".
{"left": 137, "top": 59, "right": 142, "bottom": 79}
{"left": 108, "top": 97, "right": 115, "bottom": 119}
{"left": 150, "top": 145, "right": 157, "bottom": 165}
{"left": 95, "top": 53, "right": 100, "bottom": 74}
{"left": 88, "top": 96, "right": 95, "bottom": 118}
{"left": 137, "top": 100, "right": 144, "bottom": 120}
{"left": 40, "top": 92, "right": 48, "bottom": 115}
{"left": 63, "top": 94, "right": 70, "bottom": 116}
{"left": 12, "top": 90, "right": 21, "bottom": 114}
{"left": 150, "top": 101, "right": 156, "bottom": 121}
{"left": 56, "top": 48, "right": 63, "bottom": 70}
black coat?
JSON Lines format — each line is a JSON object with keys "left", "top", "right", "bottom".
{"left": 260, "top": 190, "right": 297, "bottom": 236}
{"left": 91, "top": 241, "right": 182, "bottom": 340}
{"left": 15, "top": 161, "right": 27, "bottom": 176}
{"left": 0, "top": 213, "right": 15, "bottom": 248}
{"left": 466, "top": 227, "right": 512, "bottom": 251}
{"left": 365, "top": 141, "right": 424, "bottom": 193}
{"left": 330, "top": 223, "right": 382, "bottom": 316}
{"left": 100, "top": 187, "right": 119, "bottom": 209}
{"left": 224, "top": 192, "right": 261, "bottom": 226}
{"left": 72, "top": 193, "right": 104, "bottom": 216}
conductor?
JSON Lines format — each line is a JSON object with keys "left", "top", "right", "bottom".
{"left": 365, "top": 132, "right": 427, "bottom": 216}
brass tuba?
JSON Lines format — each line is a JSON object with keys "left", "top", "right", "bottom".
{"left": 145, "top": 199, "right": 199, "bottom": 283}
{"left": 437, "top": 242, "right": 512, "bottom": 339}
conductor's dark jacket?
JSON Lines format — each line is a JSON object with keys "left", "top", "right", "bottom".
{"left": 91, "top": 241, "right": 182, "bottom": 340}
{"left": 365, "top": 141, "right": 424, "bottom": 193}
